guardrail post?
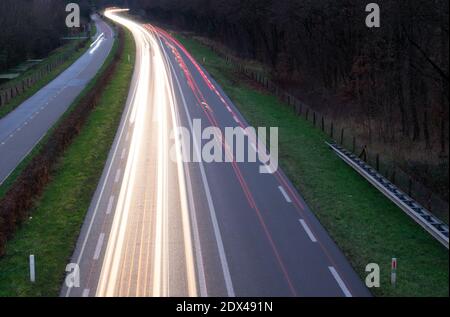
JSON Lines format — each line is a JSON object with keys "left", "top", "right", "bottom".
{"left": 376, "top": 154, "right": 380, "bottom": 171}
{"left": 352, "top": 136, "right": 356, "bottom": 153}
{"left": 321, "top": 116, "right": 325, "bottom": 132}
{"left": 313, "top": 112, "right": 316, "bottom": 126}
{"left": 305, "top": 109, "right": 309, "bottom": 121}
{"left": 340, "top": 128, "right": 344, "bottom": 145}
{"left": 330, "top": 122, "right": 334, "bottom": 138}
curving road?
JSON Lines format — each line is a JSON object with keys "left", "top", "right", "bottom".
{"left": 62, "top": 9, "right": 371, "bottom": 297}
{"left": 0, "top": 15, "right": 114, "bottom": 185}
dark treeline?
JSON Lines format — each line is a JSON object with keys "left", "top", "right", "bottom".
{"left": 0, "top": 0, "right": 92, "bottom": 73}
{"left": 123, "top": 0, "right": 448, "bottom": 199}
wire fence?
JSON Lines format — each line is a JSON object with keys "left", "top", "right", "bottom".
{"left": 199, "top": 39, "right": 449, "bottom": 223}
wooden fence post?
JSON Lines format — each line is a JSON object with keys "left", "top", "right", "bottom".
{"left": 340, "top": 128, "right": 344, "bottom": 144}
{"left": 330, "top": 122, "right": 334, "bottom": 138}
{"left": 376, "top": 153, "right": 380, "bottom": 171}
{"left": 352, "top": 136, "right": 356, "bottom": 152}
{"left": 321, "top": 116, "right": 325, "bottom": 132}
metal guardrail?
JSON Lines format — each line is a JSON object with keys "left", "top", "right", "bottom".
{"left": 326, "top": 142, "right": 449, "bottom": 249}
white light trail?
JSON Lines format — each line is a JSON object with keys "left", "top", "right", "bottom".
{"left": 96, "top": 8, "right": 198, "bottom": 297}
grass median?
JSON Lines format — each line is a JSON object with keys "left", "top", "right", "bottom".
{"left": 175, "top": 34, "right": 449, "bottom": 297}
{"left": 0, "top": 28, "right": 135, "bottom": 297}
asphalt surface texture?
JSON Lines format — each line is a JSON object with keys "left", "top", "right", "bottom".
{"left": 0, "top": 15, "right": 114, "bottom": 185}
{"left": 62, "top": 9, "right": 371, "bottom": 297}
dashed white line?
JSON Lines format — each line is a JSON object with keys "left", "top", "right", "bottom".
{"left": 114, "top": 169, "right": 121, "bottom": 183}
{"left": 232, "top": 115, "right": 239, "bottom": 123}
{"left": 278, "top": 185, "right": 292, "bottom": 203}
{"left": 299, "top": 219, "right": 317, "bottom": 242}
{"left": 106, "top": 196, "right": 115, "bottom": 215}
{"left": 328, "top": 266, "right": 352, "bottom": 297}
{"left": 82, "top": 289, "right": 90, "bottom": 297}
{"left": 121, "top": 148, "right": 127, "bottom": 160}
{"left": 93, "top": 233, "right": 105, "bottom": 260}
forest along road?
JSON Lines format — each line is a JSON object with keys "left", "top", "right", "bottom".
{"left": 62, "top": 9, "right": 371, "bottom": 297}
{"left": 0, "top": 14, "right": 114, "bottom": 185}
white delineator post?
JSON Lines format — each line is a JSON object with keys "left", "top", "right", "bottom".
{"left": 29, "top": 254, "right": 36, "bottom": 283}
{"left": 391, "top": 258, "right": 397, "bottom": 287}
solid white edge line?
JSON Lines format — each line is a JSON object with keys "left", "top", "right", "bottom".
{"left": 278, "top": 185, "right": 292, "bottom": 203}
{"left": 159, "top": 35, "right": 235, "bottom": 297}
{"left": 164, "top": 53, "right": 208, "bottom": 297}
{"left": 82, "top": 289, "right": 90, "bottom": 297}
{"left": 328, "top": 266, "right": 352, "bottom": 297}
{"left": 299, "top": 219, "right": 317, "bottom": 242}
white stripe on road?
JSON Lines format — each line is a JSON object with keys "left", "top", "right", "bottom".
{"left": 106, "top": 196, "right": 115, "bottom": 215}
{"left": 93, "top": 233, "right": 105, "bottom": 260}
{"left": 82, "top": 289, "right": 90, "bottom": 297}
{"left": 114, "top": 169, "right": 121, "bottom": 183}
{"left": 278, "top": 185, "right": 292, "bottom": 203}
{"left": 121, "top": 148, "right": 127, "bottom": 160}
{"left": 63, "top": 19, "right": 122, "bottom": 298}
{"left": 162, "top": 41, "right": 235, "bottom": 297}
{"left": 328, "top": 266, "right": 352, "bottom": 297}
{"left": 299, "top": 219, "right": 317, "bottom": 242}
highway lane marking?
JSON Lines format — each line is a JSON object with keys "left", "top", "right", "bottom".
{"left": 278, "top": 185, "right": 292, "bottom": 203}
{"left": 93, "top": 233, "right": 105, "bottom": 260}
{"left": 65, "top": 52, "right": 133, "bottom": 297}
{"left": 299, "top": 219, "right": 317, "bottom": 242}
{"left": 328, "top": 266, "right": 352, "bottom": 297}
{"left": 165, "top": 51, "right": 205, "bottom": 296}
{"left": 114, "top": 169, "right": 121, "bottom": 183}
{"left": 106, "top": 196, "right": 115, "bottom": 215}
{"left": 232, "top": 115, "right": 240, "bottom": 124}
{"left": 162, "top": 40, "right": 235, "bottom": 297}
{"left": 121, "top": 148, "right": 127, "bottom": 160}
{"left": 82, "top": 289, "right": 90, "bottom": 297}
{"left": 0, "top": 131, "right": 47, "bottom": 186}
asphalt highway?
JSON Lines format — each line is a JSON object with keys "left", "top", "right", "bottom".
{"left": 0, "top": 15, "right": 114, "bottom": 185}
{"left": 62, "top": 9, "right": 371, "bottom": 297}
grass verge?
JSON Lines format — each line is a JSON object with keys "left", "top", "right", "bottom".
{"left": 175, "top": 34, "right": 449, "bottom": 297}
{"left": 0, "top": 29, "right": 135, "bottom": 297}
{"left": 0, "top": 26, "right": 96, "bottom": 119}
